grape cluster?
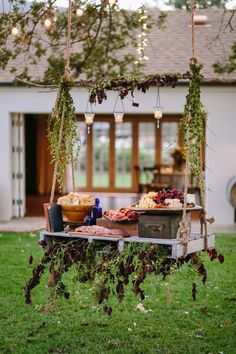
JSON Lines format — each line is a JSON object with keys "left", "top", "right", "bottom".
{"left": 153, "top": 189, "right": 184, "bottom": 204}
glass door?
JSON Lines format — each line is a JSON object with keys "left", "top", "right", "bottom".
{"left": 92, "top": 122, "right": 110, "bottom": 188}
{"left": 138, "top": 122, "right": 156, "bottom": 184}
{"left": 115, "top": 123, "right": 132, "bottom": 189}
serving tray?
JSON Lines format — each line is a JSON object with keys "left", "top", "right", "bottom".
{"left": 70, "top": 231, "right": 130, "bottom": 238}
{"left": 129, "top": 205, "right": 202, "bottom": 214}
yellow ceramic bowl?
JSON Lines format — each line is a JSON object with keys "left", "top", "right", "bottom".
{"left": 60, "top": 204, "right": 93, "bottom": 222}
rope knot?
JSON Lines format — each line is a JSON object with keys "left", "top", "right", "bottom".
{"left": 190, "top": 57, "right": 197, "bottom": 65}
{"left": 64, "top": 66, "right": 71, "bottom": 78}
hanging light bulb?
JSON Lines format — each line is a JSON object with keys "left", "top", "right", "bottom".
{"left": 108, "top": 0, "right": 116, "bottom": 5}
{"left": 11, "top": 27, "right": 19, "bottom": 36}
{"left": 44, "top": 18, "right": 52, "bottom": 28}
{"left": 84, "top": 113, "right": 95, "bottom": 134}
{"left": 76, "top": 8, "right": 84, "bottom": 17}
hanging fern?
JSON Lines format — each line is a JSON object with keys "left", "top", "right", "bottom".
{"left": 180, "top": 62, "right": 207, "bottom": 175}
{"left": 48, "top": 75, "right": 80, "bottom": 190}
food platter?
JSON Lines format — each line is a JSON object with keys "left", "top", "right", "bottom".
{"left": 103, "top": 214, "right": 138, "bottom": 224}
{"left": 103, "top": 208, "right": 139, "bottom": 224}
{"left": 129, "top": 205, "right": 203, "bottom": 214}
{"left": 70, "top": 231, "right": 130, "bottom": 238}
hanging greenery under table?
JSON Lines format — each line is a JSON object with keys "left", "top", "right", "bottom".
{"left": 24, "top": 239, "right": 224, "bottom": 314}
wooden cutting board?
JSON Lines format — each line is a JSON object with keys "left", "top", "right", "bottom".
{"left": 70, "top": 231, "right": 130, "bottom": 238}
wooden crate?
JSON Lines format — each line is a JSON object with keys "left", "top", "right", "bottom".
{"left": 138, "top": 212, "right": 191, "bottom": 239}
{"left": 96, "top": 218, "right": 138, "bottom": 236}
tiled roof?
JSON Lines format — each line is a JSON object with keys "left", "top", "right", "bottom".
{"left": 143, "top": 9, "right": 236, "bottom": 81}
{"left": 0, "top": 9, "right": 235, "bottom": 83}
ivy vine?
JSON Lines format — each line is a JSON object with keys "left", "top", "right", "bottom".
{"left": 180, "top": 62, "right": 207, "bottom": 175}
{"left": 48, "top": 75, "right": 80, "bottom": 190}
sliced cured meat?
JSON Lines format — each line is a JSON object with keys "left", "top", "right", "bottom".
{"left": 103, "top": 208, "right": 139, "bottom": 221}
{"left": 74, "top": 225, "right": 125, "bottom": 236}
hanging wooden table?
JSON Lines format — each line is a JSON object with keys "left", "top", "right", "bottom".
{"left": 39, "top": 230, "right": 215, "bottom": 258}
{"left": 39, "top": 205, "right": 215, "bottom": 258}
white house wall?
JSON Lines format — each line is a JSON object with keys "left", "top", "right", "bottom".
{"left": 202, "top": 86, "right": 236, "bottom": 225}
{"left": 0, "top": 85, "right": 235, "bottom": 224}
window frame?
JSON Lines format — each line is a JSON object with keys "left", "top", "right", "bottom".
{"left": 76, "top": 114, "right": 182, "bottom": 192}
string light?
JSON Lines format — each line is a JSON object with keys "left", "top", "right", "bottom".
{"left": 136, "top": 6, "right": 149, "bottom": 65}
{"left": 44, "top": 7, "right": 57, "bottom": 29}
{"left": 11, "top": 27, "right": 19, "bottom": 36}
{"left": 44, "top": 18, "right": 52, "bottom": 28}
{"left": 108, "top": 0, "right": 116, "bottom": 5}
{"left": 76, "top": 8, "right": 84, "bottom": 17}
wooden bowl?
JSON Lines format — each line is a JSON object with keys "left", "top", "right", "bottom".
{"left": 60, "top": 204, "right": 93, "bottom": 222}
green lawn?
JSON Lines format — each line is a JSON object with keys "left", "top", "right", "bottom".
{"left": 0, "top": 233, "right": 235, "bottom": 354}
{"left": 75, "top": 172, "right": 132, "bottom": 189}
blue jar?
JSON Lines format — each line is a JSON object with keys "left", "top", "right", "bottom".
{"left": 92, "top": 197, "right": 102, "bottom": 225}
{"left": 86, "top": 211, "right": 93, "bottom": 226}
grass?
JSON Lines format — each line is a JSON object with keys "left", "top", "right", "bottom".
{"left": 76, "top": 172, "right": 132, "bottom": 189}
{"left": 0, "top": 232, "right": 235, "bottom": 354}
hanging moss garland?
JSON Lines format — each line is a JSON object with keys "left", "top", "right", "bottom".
{"left": 48, "top": 75, "right": 79, "bottom": 190}
{"left": 180, "top": 62, "right": 207, "bottom": 175}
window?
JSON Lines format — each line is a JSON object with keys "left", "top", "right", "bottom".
{"left": 115, "top": 123, "right": 132, "bottom": 188}
{"left": 161, "top": 122, "right": 179, "bottom": 164}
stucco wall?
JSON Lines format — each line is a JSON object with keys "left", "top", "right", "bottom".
{"left": 201, "top": 86, "right": 236, "bottom": 224}
{"left": 0, "top": 84, "right": 235, "bottom": 224}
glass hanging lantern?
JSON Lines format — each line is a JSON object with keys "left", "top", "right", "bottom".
{"left": 153, "top": 86, "right": 163, "bottom": 128}
{"left": 153, "top": 107, "right": 163, "bottom": 128}
{"left": 84, "top": 113, "right": 95, "bottom": 134}
{"left": 114, "top": 112, "right": 124, "bottom": 124}
{"left": 113, "top": 92, "right": 125, "bottom": 128}
{"left": 84, "top": 100, "right": 95, "bottom": 134}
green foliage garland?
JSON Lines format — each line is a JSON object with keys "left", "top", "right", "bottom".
{"left": 48, "top": 75, "right": 79, "bottom": 190}
{"left": 180, "top": 62, "right": 207, "bottom": 175}
{"left": 87, "top": 73, "right": 182, "bottom": 104}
